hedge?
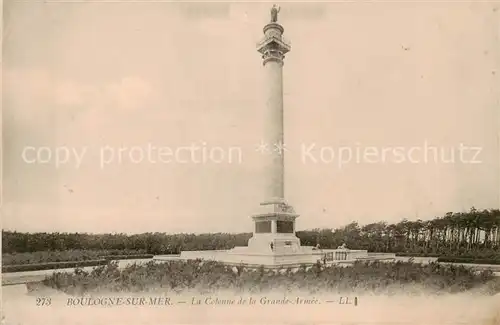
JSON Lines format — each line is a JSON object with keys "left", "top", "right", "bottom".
{"left": 2, "top": 259, "right": 108, "bottom": 273}
{"left": 437, "top": 257, "right": 500, "bottom": 265}
{"left": 395, "top": 253, "right": 441, "bottom": 257}
{"left": 99, "top": 254, "right": 154, "bottom": 260}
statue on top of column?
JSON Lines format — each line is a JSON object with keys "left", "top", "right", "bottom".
{"left": 270, "top": 4, "right": 280, "bottom": 23}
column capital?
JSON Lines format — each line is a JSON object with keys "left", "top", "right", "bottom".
{"left": 257, "top": 22, "right": 291, "bottom": 66}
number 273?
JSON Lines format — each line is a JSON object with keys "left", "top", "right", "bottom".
{"left": 36, "top": 297, "right": 51, "bottom": 306}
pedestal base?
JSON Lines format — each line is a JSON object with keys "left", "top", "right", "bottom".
{"left": 176, "top": 248, "right": 395, "bottom": 268}
{"left": 226, "top": 246, "right": 320, "bottom": 267}
{"left": 247, "top": 233, "right": 301, "bottom": 253}
{"left": 247, "top": 199, "right": 301, "bottom": 255}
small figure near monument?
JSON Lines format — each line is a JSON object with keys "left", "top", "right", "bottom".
{"left": 270, "top": 4, "right": 280, "bottom": 23}
{"left": 279, "top": 202, "right": 295, "bottom": 213}
{"left": 338, "top": 243, "right": 348, "bottom": 249}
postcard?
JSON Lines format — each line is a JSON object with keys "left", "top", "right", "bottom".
{"left": 2, "top": 1, "right": 500, "bottom": 324}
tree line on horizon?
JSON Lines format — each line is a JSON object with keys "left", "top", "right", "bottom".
{"left": 3, "top": 208, "right": 500, "bottom": 257}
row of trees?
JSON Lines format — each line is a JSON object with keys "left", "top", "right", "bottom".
{"left": 3, "top": 208, "right": 500, "bottom": 257}
{"left": 2, "top": 231, "right": 251, "bottom": 255}
{"left": 299, "top": 207, "right": 500, "bottom": 257}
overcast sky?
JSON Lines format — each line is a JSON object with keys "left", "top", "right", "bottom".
{"left": 3, "top": 1, "right": 499, "bottom": 234}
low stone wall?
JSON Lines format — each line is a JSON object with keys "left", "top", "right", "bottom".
{"left": 320, "top": 249, "right": 368, "bottom": 262}
{"left": 274, "top": 253, "right": 319, "bottom": 265}
{"left": 366, "top": 252, "right": 397, "bottom": 260}
{"left": 226, "top": 253, "right": 275, "bottom": 265}
{"left": 179, "top": 250, "right": 229, "bottom": 261}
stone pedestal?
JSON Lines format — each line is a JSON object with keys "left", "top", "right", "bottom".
{"left": 247, "top": 199, "right": 300, "bottom": 255}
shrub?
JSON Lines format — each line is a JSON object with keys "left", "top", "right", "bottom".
{"left": 41, "top": 260, "right": 500, "bottom": 296}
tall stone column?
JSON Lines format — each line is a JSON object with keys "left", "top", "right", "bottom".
{"left": 257, "top": 18, "right": 290, "bottom": 205}
{"left": 247, "top": 6, "right": 301, "bottom": 256}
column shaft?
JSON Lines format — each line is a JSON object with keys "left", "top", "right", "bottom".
{"left": 263, "top": 60, "right": 284, "bottom": 201}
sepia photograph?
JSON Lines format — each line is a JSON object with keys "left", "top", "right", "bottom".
{"left": 2, "top": 1, "right": 500, "bottom": 324}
